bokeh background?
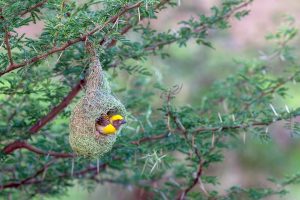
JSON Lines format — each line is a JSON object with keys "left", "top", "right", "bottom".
{"left": 18, "top": 0, "right": 300, "bottom": 199}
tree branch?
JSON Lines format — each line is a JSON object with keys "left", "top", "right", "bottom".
{"left": 192, "top": 121, "right": 268, "bottom": 133}
{"left": 1, "top": 80, "right": 85, "bottom": 157}
{"left": 0, "top": 1, "right": 143, "bottom": 77}
{"left": 176, "top": 137, "right": 222, "bottom": 199}
{"left": 145, "top": 1, "right": 251, "bottom": 51}
{"left": 19, "top": 0, "right": 48, "bottom": 17}
{"left": 131, "top": 113, "right": 298, "bottom": 146}
{"left": 0, "top": 159, "right": 56, "bottom": 190}
{"left": 177, "top": 133, "right": 223, "bottom": 199}
{"left": 100, "top": 0, "right": 171, "bottom": 48}
{"left": 4, "top": 28, "right": 14, "bottom": 67}
{"left": 177, "top": 161, "right": 204, "bottom": 200}
{"left": 0, "top": 162, "right": 107, "bottom": 190}
{"left": 131, "top": 133, "right": 169, "bottom": 145}
{"left": 3, "top": 140, "right": 75, "bottom": 158}
{"left": 29, "top": 79, "right": 86, "bottom": 133}
{"left": 244, "top": 75, "right": 295, "bottom": 110}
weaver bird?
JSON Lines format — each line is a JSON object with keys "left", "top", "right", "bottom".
{"left": 95, "top": 114, "right": 126, "bottom": 135}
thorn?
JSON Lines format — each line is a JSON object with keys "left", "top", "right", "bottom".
{"left": 242, "top": 131, "right": 246, "bottom": 144}
{"left": 269, "top": 104, "right": 279, "bottom": 117}
{"left": 265, "top": 126, "right": 269, "bottom": 133}
{"left": 232, "top": 114, "right": 235, "bottom": 122}
{"left": 285, "top": 104, "right": 290, "bottom": 113}
{"left": 218, "top": 112, "right": 223, "bottom": 123}
{"left": 42, "top": 167, "right": 48, "bottom": 180}
{"left": 211, "top": 133, "right": 215, "bottom": 147}
{"left": 56, "top": 51, "right": 64, "bottom": 63}
{"left": 178, "top": 0, "right": 181, "bottom": 6}
{"left": 31, "top": 44, "right": 38, "bottom": 53}
{"left": 138, "top": 7, "right": 141, "bottom": 22}
{"left": 198, "top": 178, "right": 209, "bottom": 196}
{"left": 112, "top": 17, "right": 119, "bottom": 29}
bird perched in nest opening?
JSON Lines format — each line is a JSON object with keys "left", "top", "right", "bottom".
{"left": 95, "top": 114, "right": 126, "bottom": 135}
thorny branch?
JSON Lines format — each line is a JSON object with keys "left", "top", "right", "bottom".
{"left": 177, "top": 134, "right": 222, "bottom": 199}
{"left": 244, "top": 74, "right": 297, "bottom": 110}
{"left": 177, "top": 161, "right": 204, "bottom": 200}
{"left": 145, "top": 1, "right": 252, "bottom": 51}
{"left": 131, "top": 133, "right": 169, "bottom": 145}
{"left": 0, "top": 1, "right": 143, "bottom": 77}
{"left": 0, "top": 159, "right": 56, "bottom": 190}
{"left": 3, "top": 141, "right": 75, "bottom": 158}
{"left": 0, "top": 161, "right": 107, "bottom": 190}
{"left": 131, "top": 116, "right": 291, "bottom": 145}
{"left": 29, "top": 79, "right": 86, "bottom": 133}
{"left": 132, "top": 94, "right": 297, "bottom": 199}
{"left": 19, "top": 0, "right": 48, "bottom": 17}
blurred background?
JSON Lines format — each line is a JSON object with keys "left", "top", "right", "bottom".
{"left": 19, "top": 0, "right": 300, "bottom": 199}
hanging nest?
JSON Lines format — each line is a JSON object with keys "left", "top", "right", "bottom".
{"left": 69, "top": 43, "right": 126, "bottom": 159}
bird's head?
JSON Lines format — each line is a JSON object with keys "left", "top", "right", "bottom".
{"left": 109, "top": 114, "right": 126, "bottom": 130}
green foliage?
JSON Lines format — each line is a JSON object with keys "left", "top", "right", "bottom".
{"left": 0, "top": 0, "right": 300, "bottom": 199}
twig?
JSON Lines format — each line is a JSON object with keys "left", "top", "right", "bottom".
{"left": 177, "top": 161, "right": 204, "bottom": 200}
{"left": 0, "top": 159, "right": 56, "bottom": 190}
{"left": 3, "top": 141, "right": 75, "bottom": 158}
{"left": 19, "top": 0, "right": 48, "bottom": 17}
{"left": 4, "top": 28, "right": 14, "bottom": 67}
{"left": 131, "top": 133, "right": 169, "bottom": 145}
{"left": 244, "top": 75, "right": 294, "bottom": 110}
{"left": 0, "top": 162, "right": 106, "bottom": 190}
{"left": 177, "top": 134, "right": 222, "bottom": 199}
{"left": 192, "top": 121, "right": 268, "bottom": 133}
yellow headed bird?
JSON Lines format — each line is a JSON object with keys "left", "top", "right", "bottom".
{"left": 95, "top": 114, "right": 126, "bottom": 135}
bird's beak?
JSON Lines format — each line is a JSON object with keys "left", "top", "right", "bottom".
{"left": 121, "top": 120, "right": 127, "bottom": 124}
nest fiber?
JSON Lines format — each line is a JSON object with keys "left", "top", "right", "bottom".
{"left": 69, "top": 47, "right": 126, "bottom": 159}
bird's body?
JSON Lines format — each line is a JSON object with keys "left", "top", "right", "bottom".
{"left": 96, "top": 123, "right": 117, "bottom": 135}
{"left": 95, "top": 114, "right": 126, "bottom": 135}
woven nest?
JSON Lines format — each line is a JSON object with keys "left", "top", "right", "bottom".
{"left": 69, "top": 45, "right": 126, "bottom": 159}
